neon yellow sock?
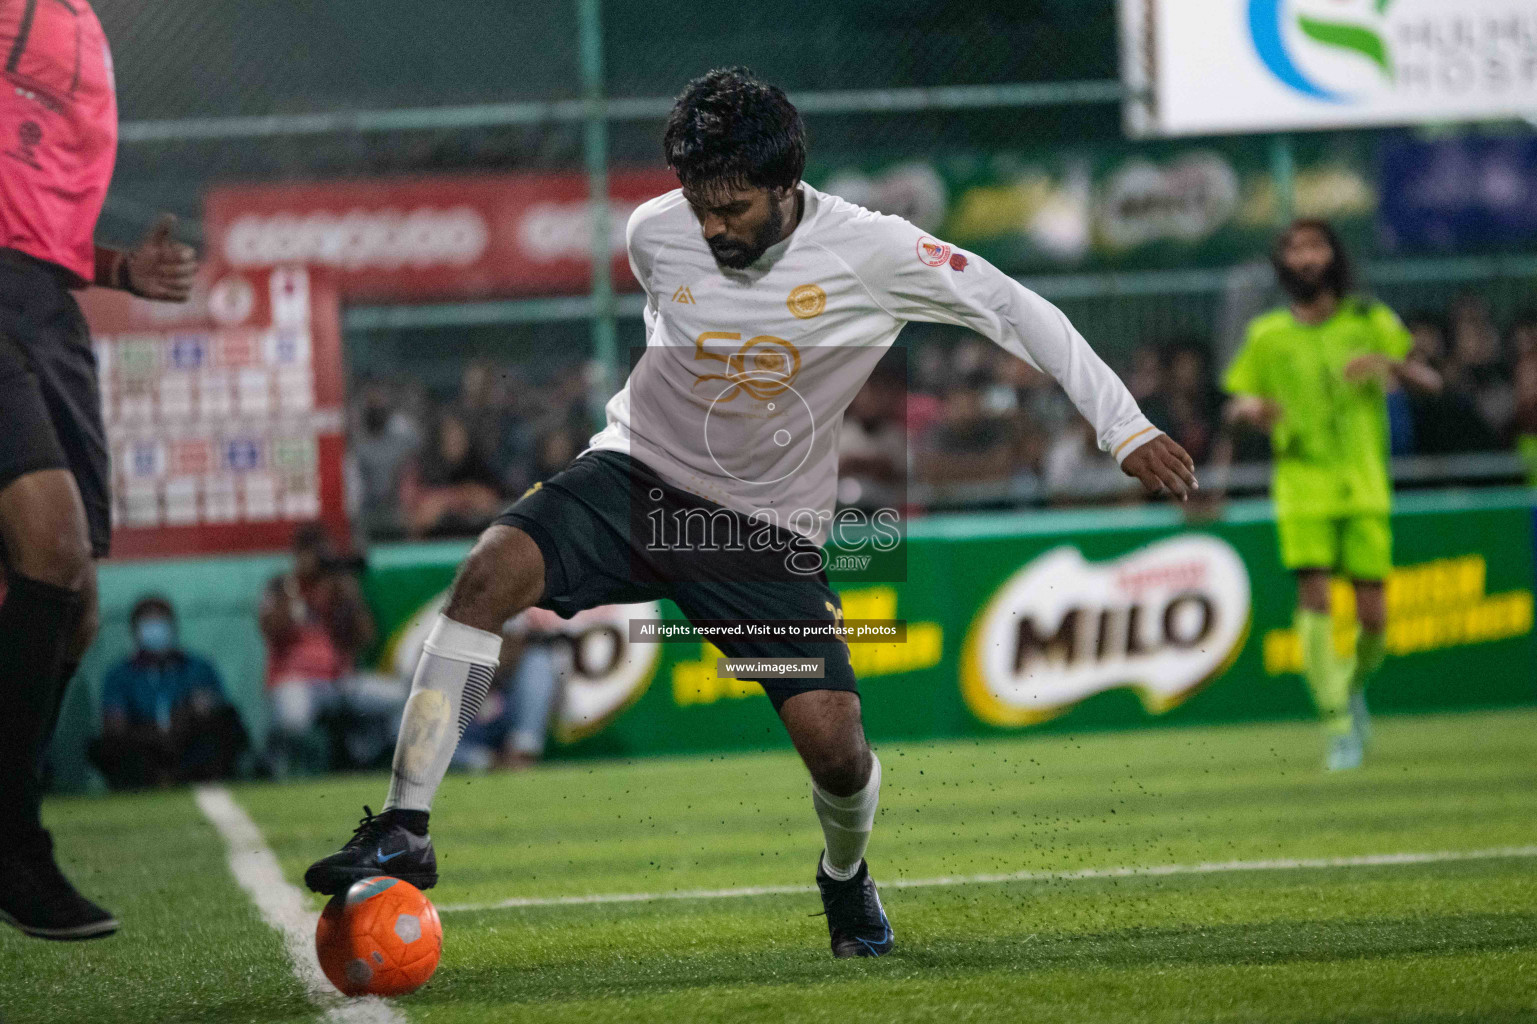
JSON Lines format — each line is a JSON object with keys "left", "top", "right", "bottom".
{"left": 1298, "top": 610, "right": 1350, "bottom": 735}
{"left": 1353, "top": 629, "right": 1386, "bottom": 693}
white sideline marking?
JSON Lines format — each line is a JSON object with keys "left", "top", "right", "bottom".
{"left": 194, "top": 786, "right": 405, "bottom": 1024}
{"left": 439, "top": 844, "right": 1537, "bottom": 914}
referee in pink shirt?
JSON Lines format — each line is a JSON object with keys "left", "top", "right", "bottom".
{"left": 1, "top": 0, "right": 197, "bottom": 940}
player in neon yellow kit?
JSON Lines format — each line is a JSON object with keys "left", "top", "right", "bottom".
{"left": 1224, "top": 220, "right": 1440, "bottom": 771}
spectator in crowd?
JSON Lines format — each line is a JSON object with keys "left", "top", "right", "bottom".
{"left": 838, "top": 364, "right": 907, "bottom": 511}
{"left": 999, "top": 358, "right": 1074, "bottom": 440}
{"left": 1161, "top": 342, "right": 1223, "bottom": 465}
{"left": 456, "top": 360, "right": 534, "bottom": 496}
{"left": 1125, "top": 344, "right": 1166, "bottom": 407}
{"left": 912, "top": 341, "right": 949, "bottom": 395}
{"left": 1043, "top": 420, "right": 1109, "bottom": 499}
{"left": 1509, "top": 315, "right": 1537, "bottom": 364}
{"left": 1402, "top": 314, "right": 1498, "bottom": 453}
{"left": 530, "top": 423, "right": 587, "bottom": 486}
{"left": 348, "top": 300, "right": 1534, "bottom": 527}
{"left": 1512, "top": 351, "right": 1537, "bottom": 485}
{"left": 348, "top": 381, "right": 420, "bottom": 538}
{"left": 917, "top": 372, "right": 1014, "bottom": 486}
{"left": 89, "top": 596, "right": 246, "bottom": 790}
{"left": 400, "top": 410, "right": 506, "bottom": 538}
{"left": 1446, "top": 294, "right": 1513, "bottom": 439}
{"left": 453, "top": 608, "right": 566, "bottom": 772}
{"left": 259, "top": 524, "right": 402, "bottom": 776}
{"left": 543, "top": 362, "right": 597, "bottom": 437}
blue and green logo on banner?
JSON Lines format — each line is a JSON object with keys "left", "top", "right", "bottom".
{"left": 1248, "top": 0, "right": 1396, "bottom": 102}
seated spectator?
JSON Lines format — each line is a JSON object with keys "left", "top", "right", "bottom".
{"left": 453, "top": 609, "right": 566, "bottom": 772}
{"left": 456, "top": 359, "right": 534, "bottom": 495}
{"left": 530, "top": 423, "right": 586, "bottom": 485}
{"left": 918, "top": 372, "right": 1015, "bottom": 486}
{"left": 1404, "top": 314, "right": 1497, "bottom": 453}
{"left": 89, "top": 595, "right": 246, "bottom": 790}
{"left": 1510, "top": 315, "right": 1537, "bottom": 364}
{"left": 1125, "top": 344, "right": 1167, "bottom": 407}
{"left": 1043, "top": 420, "right": 1103, "bottom": 499}
{"left": 1162, "top": 342, "right": 1222, "bottom": 465}
{"left": 1001, "top": 359, "right": 1074, "bottom": 437}
{"left": 399, "top": 410, "right": 506, "bottom": 538}
{"left": 259, "top": 524, "right": 403, "bottom": 776}
{"left": 1447, "top": 294, "right": 1513, "bottom": 439}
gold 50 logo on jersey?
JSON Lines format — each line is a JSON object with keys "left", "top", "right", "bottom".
{"left": 691, "top": 331, "right": 803, "bottom": 403}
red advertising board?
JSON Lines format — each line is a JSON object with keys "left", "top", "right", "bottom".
{"left": 204, "top": 169, "right": 679, "bottom": 301}
{"left": 78, "top": 267, "right": 349, "bottom": 558}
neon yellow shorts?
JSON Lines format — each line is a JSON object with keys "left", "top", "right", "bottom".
{"left": 1276, "top": 514, "right": 1393, "bottom": 580}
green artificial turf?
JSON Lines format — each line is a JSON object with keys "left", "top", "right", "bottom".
{"left": 0, "top": 788, "right": 313, "bottom": 1024}
{"left": 8, "top": 709, "right": 1537, "bottom": 1023}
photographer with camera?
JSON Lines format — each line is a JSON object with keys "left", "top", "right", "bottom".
{"left": 258, "top": 523, "right": 404, "bottom": 777}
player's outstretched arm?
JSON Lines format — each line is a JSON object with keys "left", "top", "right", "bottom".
{"left": 93, "top": 213, "right": 199, "bottom": 302}
{"left": 864, "top": 220, "right": 1172, "bottom": 477}
{"left": 1120, "top": 433, "right": 1198, "bottom": 502}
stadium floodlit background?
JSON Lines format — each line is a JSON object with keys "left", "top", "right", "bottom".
{"left": 6, "top": 2, "right": 1537, "bottom": 1022}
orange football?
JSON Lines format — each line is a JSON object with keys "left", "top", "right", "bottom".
{"left": 315, "top": 876, "right": 443, "bottom": 997}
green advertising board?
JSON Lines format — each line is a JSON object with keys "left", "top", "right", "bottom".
{"left": 367, "top": 490, "right": 1536, "bottom": 759}
{"left": 50, "top": 490, "right": 1534, "bottom": 792}
{"left": 806, "top": 133, "right": 1380, "bottom": 276}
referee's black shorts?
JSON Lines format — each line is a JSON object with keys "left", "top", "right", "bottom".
{"left": 495, "top": 450, "right": 856, "bottom": 707}
{"left": 0, "top": 248, "right": 110, "bottom": 557}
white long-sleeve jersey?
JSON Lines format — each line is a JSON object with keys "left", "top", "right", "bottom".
{"left": 587, "top": 184, "right": 1159, "bottom": 545}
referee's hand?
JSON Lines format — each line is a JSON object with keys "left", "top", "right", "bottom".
{"left": 124, "top": 214, "right": 198, "bottom": 302}
{"left": 1121, "top": 433, "right": 1198, "bottom": 502}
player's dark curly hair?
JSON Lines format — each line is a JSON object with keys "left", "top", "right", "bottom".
{"left": 1273, "top": 218, "right": 1354, "bottom": 298}
{"left": 663, "top": 67, "right": 806, "bottom": 196}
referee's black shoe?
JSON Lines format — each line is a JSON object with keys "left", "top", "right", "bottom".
{"left": 815, "top": 857, "right": 895, "bottom": 958}
{"left": 304, "top": 806, "right": 437, "bottom": 895}
{"left": 0, "top": 833, "right": 118, "bottom": 941}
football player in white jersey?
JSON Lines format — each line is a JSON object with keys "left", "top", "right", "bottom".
{"left": 306, "top": 68, "right": 1197, "bottom": 959}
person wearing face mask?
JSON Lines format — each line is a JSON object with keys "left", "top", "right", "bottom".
{"left": 87, "top": 595, "right": 246, "bottom": 790}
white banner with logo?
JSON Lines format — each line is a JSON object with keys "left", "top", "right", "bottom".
{"left": 960, "top": 536, "right": 1252, "bottom": 727}
{"left": 1123, "top": 0, "right": 1537, "bottom": 136}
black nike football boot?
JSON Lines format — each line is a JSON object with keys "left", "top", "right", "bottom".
{"left": 815, "top": 857, "right": 895, "bottom": 958}
{"left": 0, "top": 832, "right": 118, "bottom": 941}
{"left": 303, "top": 806, "right": 437, "bottom": 895}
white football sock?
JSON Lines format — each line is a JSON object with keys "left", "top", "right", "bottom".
{"left": 384, "top": 615, "right": 502, "bottom": 813}
{"left": 812, "top": 753, "right": 881, "bottom": 881}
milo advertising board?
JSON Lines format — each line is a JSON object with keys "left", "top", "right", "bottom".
{"left": 360, "top": 491, "right": 1535, "bottom": 758}
{"left": 960, "top": 535, "right": 1252, "bottom": 728}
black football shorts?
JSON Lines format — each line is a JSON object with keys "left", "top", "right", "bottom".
{"left": 495, "top": 450, "right": 855, "bottom": 706}
{"left": 0, "top": 249, "right": 110, "bottom": 557}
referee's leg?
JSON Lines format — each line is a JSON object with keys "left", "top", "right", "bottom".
{"left": 0, "top": 466, "right": 117, "bottom": 939}
{"left": 0, "top": 466, "right": 97, "bottom": 823}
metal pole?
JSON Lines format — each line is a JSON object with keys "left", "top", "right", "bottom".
{"left": 1270, "top": 133, "right": 1296, "bottom": 226}
{"left": 578, "top": 0, "right": 616, "bottom": 429}
{"left": 115, "top": 80, "right": 1127, "bottom": 144}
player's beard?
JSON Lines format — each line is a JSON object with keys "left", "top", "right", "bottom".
{"left": 1277, "top": 261, "right": 1331, "bottom": 303}
{"left": 707, "top": 202, "right": 784, "bottom": 270}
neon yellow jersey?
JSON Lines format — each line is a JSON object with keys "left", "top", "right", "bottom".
{"left": 1224, "top": 298, "right": 1412, "bottom": 520}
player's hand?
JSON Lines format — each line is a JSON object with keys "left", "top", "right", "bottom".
{"left": 1224, "top": 395, "right": 1283, "bottom": 432}
{"left": 124, "top": 214, "right": 198, "bottom": 302}
{"left": 1344, "top": 353, "right": 1393, "bottom": 384}
{"left": 1121, "top": 433, "right": 1198, "bottom": 502}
